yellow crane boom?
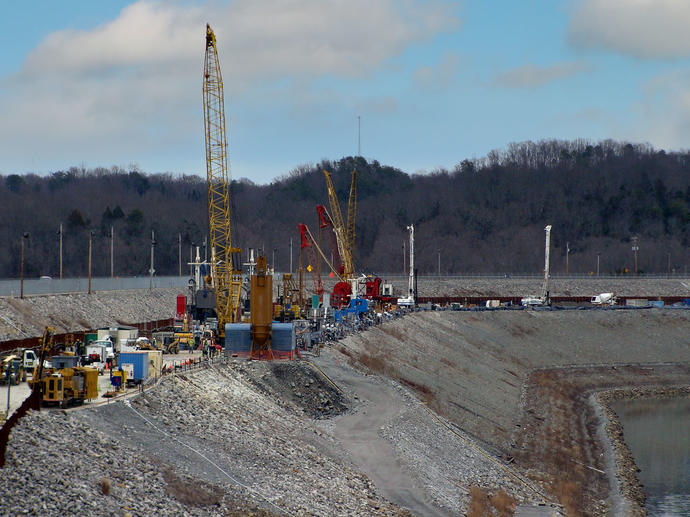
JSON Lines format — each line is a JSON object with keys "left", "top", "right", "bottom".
{"left": 203, "top": 24, "right": 242, "bottom": 331}
{"left": 322, "top": 170, "right": 356, "bottom": 279}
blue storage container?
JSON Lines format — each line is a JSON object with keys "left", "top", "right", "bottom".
{"left": 118, "top": 351, "right": 149, "bottom": 383}
{"left": 225, "top": 323, "right": 252, "bottom": 353}
{"left": 272, "top": 323, "right": 295, "bottom": 352}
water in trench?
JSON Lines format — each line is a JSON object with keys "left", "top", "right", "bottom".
{"left": 612, "top": 397, "right": 690, "bottom": 516}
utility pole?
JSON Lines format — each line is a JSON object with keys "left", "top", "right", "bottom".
{"left": 597, "top": 252, "right": 601, "bottom": 277}
{"left": 149, "top": 230, "right": 156, "bottom": 291}
{"left": 110, "top": 226, "right": 114, "bottom": 278}
{"left": 272, "top": 247, "right": 277, "bottom": 273}
{"left": 58, "top": 224, "right": 63, "bottom": 280}
{"left": 668, "top": 252, "right": 671, "bottom": 277}
{"left": 20, "top": 232, "right": 29, "bottom": 299}
{"left": 566, "top": 242, "right": 570, "bottom": 275}
{"left": 437, "top": 248, "right": 441, "bottom": 276}
{"left": 178, "top": 233, "right": 182, "bottom": 276}
{"left": 403, "top": 242, "right": 406, "bottom": 275}
{"left": 88, "top": 231, "right": 93, "bottom": 295}
{"left": 632, "top": 236, "right": 639, "bottom": 276}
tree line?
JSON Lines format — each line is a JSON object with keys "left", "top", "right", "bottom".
{"left": 2, "top": 139, "right": 690, "bottom": 279}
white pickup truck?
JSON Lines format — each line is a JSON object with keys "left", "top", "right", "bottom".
{"left": 83, "top": 340, "right": 115, "bottom": 374}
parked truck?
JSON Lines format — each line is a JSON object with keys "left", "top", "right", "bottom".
{"left": 591, "top": 292, "right": 617, "bottom": 305}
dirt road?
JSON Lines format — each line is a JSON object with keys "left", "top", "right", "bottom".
{"left": 317, "top": 355, "right": 453, "bottom": 516}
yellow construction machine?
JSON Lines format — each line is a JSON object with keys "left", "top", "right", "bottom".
{"left": 0, "top": 355, "right": 26, "bottom": 385}
{"left": 29, "top": 343, "right": 99, "bottom": 407}
{"left": 40, "top": 366, "right": 99, "bottom": 408}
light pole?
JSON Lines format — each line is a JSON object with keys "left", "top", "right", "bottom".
{"left": 272, "top": 247, "right": 277, "bottom": 273}
{"left": 149, "top": 230, "right": 156, "bottom": 291}
{"left": 632, "top": 236, "right": 639, "bottom": 276}
{"left": 597, "top": 253, "right": 601, "bottom": 277}
{"left": 20, "top": 232, "right": 29, "bottom": 299}
{"left": 88, "top": 230, "right": 93, "bottom": 294}
{"left": 437, "top": 248, "right": 441, "bottom": 276}
{"left": 58, "top": 223, "right": 63, "bottom": 280}
{"left": 178, "top": 233, "right": 182, "bottom": 276}
{"left": 289, "top": 237, "right": 293, "bottom": 274}
{"left": 566, "top": 242, "right": 570, "bottom": 275}
{"left": 667, "top": 252, "right": 671, "bottom": 277}
{"left": 110, "top": 226, "right": 114, "bottom": 278}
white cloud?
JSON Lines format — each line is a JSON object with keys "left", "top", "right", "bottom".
{"left": 627, "top": 69, "right": 690, "bottom": 149}
{"left": 568, "top": 0, "right": 690, "bottom": 59}
{"left": 0, "top": 0, "right": 460, "bottom": 174}
{"left": 493, "top": 62, "right": 587, "bottom": 89}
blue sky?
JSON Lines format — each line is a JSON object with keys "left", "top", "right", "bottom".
{"left": 1, "top": 0, "right": 690, "bottom": 184}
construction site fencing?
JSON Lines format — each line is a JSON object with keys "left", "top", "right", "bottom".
{"left": 0, "top": 275, "right": 189, "bottom": 297}
{"left": 3, "top": 273, "right": 690, "bottom": 298}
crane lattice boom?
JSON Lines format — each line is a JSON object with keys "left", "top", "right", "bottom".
{"left": 322, "top": 170, "right": 356, "bottom": 279}
{"left": 203, "top": 24, "right": 242, "bottom": 329}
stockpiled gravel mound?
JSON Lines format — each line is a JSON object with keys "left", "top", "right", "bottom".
{"left": 0, "top": 361, "right": 409, "bottom": 516}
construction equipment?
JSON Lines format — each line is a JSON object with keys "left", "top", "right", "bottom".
{"left": 298, "top": 223, "right": 346, "bottom": 299}
{"left": 250, "top": 255, "right": 273, "bottom": 359}
{"left": 151, "top": 331, "right": 183, "bottom": 354}
{"left": 397, "top": 224, "right": 416, "bottom": 306}
{"left": 322, "top": 170, "right": 357, "bottom": 280}
{"left": 203, "top": 23, "right": 243, "bottom": 337}
{"left": 0, "top": 356, "right": 25, "bottom": 385}
{"left": 317, "top": 205, "right": 344, "bottom": 275}
{"left": 521, "top": 225, "right": 552, "bottom": 307}
{"left": 40, "top": 366, "right": 98, "bottom": 408}
{"left": 274, "top": 274, "right": 301, "bottom": 321}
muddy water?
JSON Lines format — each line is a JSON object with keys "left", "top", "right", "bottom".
{"left": 612, "top": 397, "right": 690, "bottom": 516}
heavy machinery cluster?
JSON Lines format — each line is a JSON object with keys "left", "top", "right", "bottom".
{"left": 174, "top": 24, "right": 413, "bottom": 363}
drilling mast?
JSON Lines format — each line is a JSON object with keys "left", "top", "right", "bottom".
{"left": 540, "top": 224, "right": 552, "bottom": 305}
{"left": 203, "top": 24, "right": 242, "bottom": 332}
{"left": 397, "top": 224, "right": 415, "bottom": 306}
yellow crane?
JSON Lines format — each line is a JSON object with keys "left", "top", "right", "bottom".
{"left": 322, "top": 169, "right": 357, "bottom": 279}
{"left": 203, "top": 24, "right": 242, "bottom": 333}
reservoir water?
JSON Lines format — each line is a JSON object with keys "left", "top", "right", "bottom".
{"left": 612, "top": 397, "right": 690, "bottom": 516}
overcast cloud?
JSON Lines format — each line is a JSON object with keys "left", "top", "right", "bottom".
{"left": 568, "top": 0, "right": 690, "bottom": 59}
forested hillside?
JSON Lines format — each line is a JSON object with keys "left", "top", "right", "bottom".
{"left": 2, "top": 139, "right": 690, "bottom": 279}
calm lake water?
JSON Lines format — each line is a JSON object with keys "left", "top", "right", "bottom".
{"left": 612, "top": 397, "right": 690, "bottom": 516}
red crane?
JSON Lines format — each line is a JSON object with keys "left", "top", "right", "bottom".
{"left": 316, "top": 205, "right": 344, "bottom": 276}
{"left": 298, "top": 223, "right": 324, "bottom": 299}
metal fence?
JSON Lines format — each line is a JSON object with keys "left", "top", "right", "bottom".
{"left": 2, "top": 272, "right": 688, "bottom": 297}
{"left": 0, "top": 276, "right": 190, "bottom": 297}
